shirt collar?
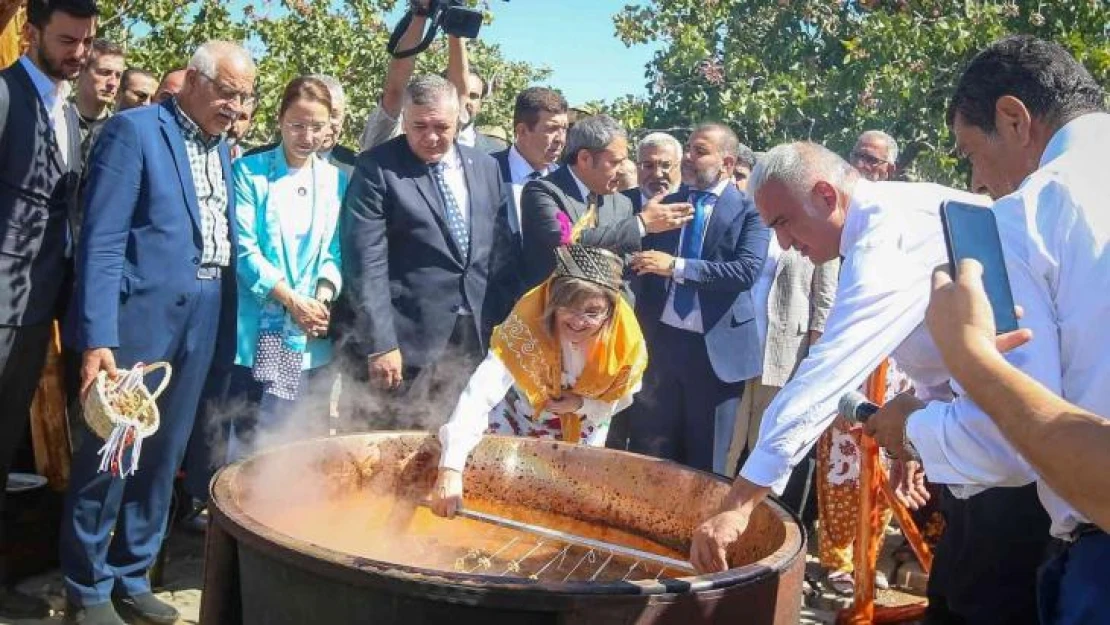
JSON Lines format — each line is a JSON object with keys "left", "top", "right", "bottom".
{"left": 840, "top": 178, "right": 874, "bottom": 257}
{"left": 1039, "top": 112, "right": 1110, "bottom": 168}
{"left": 508, "top": 144, "right": 555, "bottom": 182}
{"left": 173, "top": 99, "right": 222, "bottom": 149}
{"left": 688, "top": 177, "right": 732, "bottom": 199}
{"left": 18, "top": 55, "right": 68, "bottom": 109}
{"left": 436, "top": 143, "right": 462, "bottom": 171}
{"left": 566, "top": 165, "right": 594, "bottom": 202}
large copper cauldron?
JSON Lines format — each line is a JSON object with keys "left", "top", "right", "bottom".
{"left": 201, "top": 433, "right": 805, "bottom": 624}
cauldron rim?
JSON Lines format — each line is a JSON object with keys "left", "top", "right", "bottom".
{"left": 209, "top": 432, "right": 805, "bottom": 600}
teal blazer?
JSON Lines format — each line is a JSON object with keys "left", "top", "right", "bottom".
{"left": 233, "top": 146, "right": 347, "bottom": 370}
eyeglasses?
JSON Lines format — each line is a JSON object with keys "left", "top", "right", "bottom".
{"left": 558, "top": 306, "right": 611, "bottom": 325}
{"left": 851, "top": 151, "right": 892, "bottom": 168}
{"left": 198, "top": 72, "right": 256, "bottom": 108}
{"left": 283, "top": 121, "right": 329, "bottom": 135}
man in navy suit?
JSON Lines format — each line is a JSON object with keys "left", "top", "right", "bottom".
{"left": 628, "top": 123, "right": 770, "bottom": 474}
{"left": 60, "top": 41, "right": 255, "bottom": 625}
{"left": 342, "top": 75, "right": 517, "bottom": 427}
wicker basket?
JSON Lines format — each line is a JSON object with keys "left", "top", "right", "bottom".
{"left": 84, "top": 362, "right": 171, "bottom": 441}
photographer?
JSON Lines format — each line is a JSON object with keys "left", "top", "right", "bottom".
{"left": 359, "top": 0, "right": 491, "bottom": 152}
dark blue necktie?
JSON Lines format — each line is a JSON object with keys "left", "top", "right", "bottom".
{"left": 431, "top": 162, "right": 469, "bottom": 262}
{"left": 673, "top": 191, "right": 712, "bottom": 319}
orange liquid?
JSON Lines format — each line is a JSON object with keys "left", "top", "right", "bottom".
{"left": 248, "top": 492, "right": 689, "bottom": 582}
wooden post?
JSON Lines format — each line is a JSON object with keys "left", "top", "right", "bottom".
{"left": 29, "top": 321, "right": 71, "bottom": 490}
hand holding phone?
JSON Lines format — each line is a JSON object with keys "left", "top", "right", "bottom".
{"left": 939, "top": 200, "right": 1020, "bottom": 334}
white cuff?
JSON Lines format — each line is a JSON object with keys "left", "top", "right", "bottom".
{"left": 738, "top": 446, "right": 792, "bottom": 494}
{"left": 673, "top": 258, "right": 687, "bottom": 283}
{"left": 438, "top": 422, "right": 473, "bottom": 472}
{"left": 905, "top": 403, "right": 975, "bottom": 486}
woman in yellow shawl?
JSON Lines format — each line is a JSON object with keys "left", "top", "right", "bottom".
{"left": 430, "top": 245, "right": 647, "bottom": 518}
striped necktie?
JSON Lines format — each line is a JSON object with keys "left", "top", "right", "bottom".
{"left": 431, "top": 161, "right": 469, "bottom": 262}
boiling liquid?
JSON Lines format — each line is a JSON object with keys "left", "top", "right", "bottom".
{"left": 248, "top": 492, "right": 689, "bottom": 583}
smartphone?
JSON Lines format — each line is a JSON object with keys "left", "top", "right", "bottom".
{"left": 939, "top": 200, "right": 1020, "bottom": 334}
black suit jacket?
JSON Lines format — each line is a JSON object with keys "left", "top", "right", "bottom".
{"left": 341, "top": 135, "right": 517, "bottom": 368}
{"left": 519, "top": 165, "right": 641, "bottom": 290}
{"left": 0, "top": 61, "right": 82, "bottom": 327}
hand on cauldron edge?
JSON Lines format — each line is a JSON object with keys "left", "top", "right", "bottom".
{"left": 690, "top": 508, "right": 751, "bottom": 574}
{"left": 430, "top": 468, "right": 464, "bottom": 518}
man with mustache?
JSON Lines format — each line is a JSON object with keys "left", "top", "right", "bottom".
{"left": 0, "top": 0, "right": 95, "bottom": 618}
{"left": 629, "top": 131, "right": 683, "bottom": 211}
{"left": 61, "top": 40, "right": 255, "bottom": 625}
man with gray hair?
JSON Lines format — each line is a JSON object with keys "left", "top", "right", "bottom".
{"left": 629, "top": 131, "right": 683, "bottom": 211}
{"left": 520, "top": 116, "right": 693, "bottom": 292}
{"left": 310, "top": 73, "right": 357, "bottom": 173}
{"left": 61, "top": 39, "right": 256, "bottom": 625}
{"left": 342, "top": 74, "right": 515, "bottom": 425}
{"left": 687, "top": 142, "right": 1055, "bottom": 625}
{"left": 850, "top": 129, "right": 899, "bottom": 181}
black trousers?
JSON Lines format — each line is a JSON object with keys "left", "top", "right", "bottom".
{"left": 924, "top": 484, "right": 1051, "bottom": 625}
{"left": 0, "top": 323, "right": 53, "bottom": 577}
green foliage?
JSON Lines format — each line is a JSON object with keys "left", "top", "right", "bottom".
{"left": 94, "top": 0, "right": 548, "bottom": 147}
{"left": 612, "top": 0, "right": 1109, "bottom": 184}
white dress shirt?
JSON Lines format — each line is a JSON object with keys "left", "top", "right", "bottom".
{"left": 19, "top": 55, "right": 71, "bottom": 166}
{"left": 507, "top": 144, "right": 557, "bottom": 233}
{"left": 752, "top": 236, "right": 784, "bottom": 348}
{"left": 906, "top": 112, "right": 1110, "bottom": 538}
{"left": 660, "top": 177, "right": 733, "bottom": 334}
{"left": 740, "top": 179, "right": 987, "bottom": 492}
{"left": 437, "top": 343, "right": 640, "bottom": 471}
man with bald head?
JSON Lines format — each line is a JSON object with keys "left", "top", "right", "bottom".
{"left": 627, "top": 122, "right": 770, "bottom": 475}
{"left": 61, "top": 40, "right": 256, "bottom": 625}
{"left": 850, "top": 129, "right": 899, "bottom": 182}
{"left": 152, "top": 67, "right": 185, "bottom": 104}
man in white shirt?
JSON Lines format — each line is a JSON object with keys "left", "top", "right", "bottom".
{"left": 490, "top": 87, "right": 568, "bottom": 237}
{"left": 691, "top": 140, "right": 1054, "bottom": 624}
{"left": 626, "top": 131, "right": 683, "bottom": 213}
{"left": 862, "top": 35, "right": 1110, "bottom": 625}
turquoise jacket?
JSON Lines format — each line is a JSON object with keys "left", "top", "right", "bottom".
{"left": 233, "top": 146, "right": 347, "bottom": 370}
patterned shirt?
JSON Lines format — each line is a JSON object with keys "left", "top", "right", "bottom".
{"left": 173, "top": 101, "right": 231, "bottom": 266}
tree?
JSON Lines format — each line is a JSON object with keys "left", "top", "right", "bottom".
{"left": 613, "top": 0, "right": 1109, "bottom": 184}
{"left": 94, "top": 0, "right": 548, "bottom": 147}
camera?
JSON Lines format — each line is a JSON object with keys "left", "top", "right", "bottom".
{"left": 388, "top": 0, "right": 487, "bottom": 59}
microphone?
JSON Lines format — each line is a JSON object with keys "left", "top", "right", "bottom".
{"left": 838, "top": 391, "right": 880, "bottom": 424}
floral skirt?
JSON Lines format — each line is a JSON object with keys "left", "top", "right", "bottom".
{"left": 486, "top": 387, "right": 610, "bottom": 447}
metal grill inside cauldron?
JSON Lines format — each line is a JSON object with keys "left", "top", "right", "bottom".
{"left": 202, "top": 433, "right": 805, "bottom": 625}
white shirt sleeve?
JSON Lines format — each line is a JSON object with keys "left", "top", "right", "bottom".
{"left": 437, "top": 352, "right": 514, "bottom": 471}
{"left": 579, "top": 380, "right": 642, "bottom": 424}
{"left": 740, "top": 241, "right": 932, "bottom": 493}
{"left": 358, "top": 103, "right": 403, "bottom": 153}
{"left": 905, "top": 195, "right": 1061, "bottom": 489}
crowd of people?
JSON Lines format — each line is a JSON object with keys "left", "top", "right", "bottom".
{"left": 0, "top": 1, "right": 1107, "bottom": 624}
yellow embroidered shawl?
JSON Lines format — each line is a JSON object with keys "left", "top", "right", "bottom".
{"left": 489, "top": 279, "right": 647, "bottom": 442}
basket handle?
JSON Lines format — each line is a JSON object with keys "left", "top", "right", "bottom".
{"left": 140, "top": 362, "right": 173, "bottom": 401}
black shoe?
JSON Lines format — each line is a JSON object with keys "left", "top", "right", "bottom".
{"left": 0, "top": 585, "right": 51, "bottom": 619}
{"left": 64, "top": 601, "right": 126, "bottom": 625}
{"left": 114, "top": 592, "right": 179, "bottom": 624}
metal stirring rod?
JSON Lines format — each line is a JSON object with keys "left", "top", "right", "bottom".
{"left": 418, "top": 502, "right": 694, "bottom": 574}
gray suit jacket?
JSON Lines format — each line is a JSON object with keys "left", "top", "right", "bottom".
{"left": 519, "top": 165, "right": 640, "bottom": 290}
{"left": 761, "top": 252, "right": 839, "bottom": 387}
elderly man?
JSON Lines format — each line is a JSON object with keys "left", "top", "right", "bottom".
{"left": 490, "top": 87, "right": 568, "bottom": 238}
{"left": 863, "top": 36, "right": 1110, "bottom": 625}
{"left": 849, "top": 129, "right": 899, "bottom": 182}
{"left": 689, "top": 140, "right": 1055, "bottom": 625}
{"left": 342, "top": 75, "right": 515, "bottom": 428}
{"left": 312, "top": 74, "right": 356, "bottom": 173}
{"left": 627, "top": 123, "right": 770, "bottom": 474}
{"left": 61, "top": 41, "right": 255, "bottom": 625}
{"left": 0, "top": 0, "right": 95, "bottom": 618}
{"left": 72, "top": 38, "right": 122, "bottom": 158}
{"left": 626, "top": 131, "right": 683, "bottom": 212}
{"left": 151, "top": 67, "right": 185, "bottom": 104}
{"left": 113, "top": 67, "right": 157, "bottom": 111}
{"left": 520, "top": 116, "right": 693, "bottom": 293}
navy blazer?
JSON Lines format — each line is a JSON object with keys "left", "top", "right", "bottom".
{"left": 65, "top": 100, "right": 238, "bottom": 367}
{"left": 634, "top": 183, "right": 770, "bottom": 383}
{"left": 341, "top": 135, "right": 517, "bottom": 368}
